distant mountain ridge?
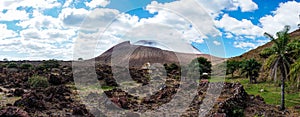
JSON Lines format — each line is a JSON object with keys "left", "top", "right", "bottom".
{"left": 94, "top": 41, "right": 224, "bottom": 67}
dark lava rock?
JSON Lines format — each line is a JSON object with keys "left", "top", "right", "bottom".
{"left": 72, "top": 104, "right": 93, "bottom": 116}
{"left": 0, "top": 106, "right": 29, "bottom": 117}
{"left": 14, "top": 91, "right": 47, "bottom": 112}
{"left": 48, "top": 74, "right": 63, "bottom": 85}
{"left": 104, "top": 78, "right": 118, "bottom": 87}
{"left": 13, "top": 88, "right": 25, "bottom": 97}
{"left": 6, "top": 93, "right": 14, "bottom": 97}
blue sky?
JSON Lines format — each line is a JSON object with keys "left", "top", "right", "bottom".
{"left": 0, "top": 0, "right": 300, "bottom": 60}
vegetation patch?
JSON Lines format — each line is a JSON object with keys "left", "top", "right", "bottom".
{"left": 28, "top": 75, "right": 50, "bottom": 88}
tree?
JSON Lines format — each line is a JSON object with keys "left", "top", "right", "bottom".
{"left": 240, "top": 58, "right": 261, "bottom": 84}
{"left": 3, "top": 58, "right": 8, "bottom": 61}
{"left": 226, "top": 60, "right": 241, "bottom": 78}
{"left": 261, "top": 25, "right": 292, "bottom": 110}
{"left": 188, "top": 57, "right": 212, "bottom": 79}
{"left": 78, "top": 58, "right": 83, "bottom": 61}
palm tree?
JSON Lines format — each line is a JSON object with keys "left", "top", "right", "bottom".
{"left": 226, "top": 60, "right": 240, "bottom": 78}
{"left": 261, "top": 25, "right": 291, "bottom": 111}
{"left": 240, "top": 58, "right": 261, "bottom": 84}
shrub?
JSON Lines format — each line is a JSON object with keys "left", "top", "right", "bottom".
{"left": 20, "top": 63, "right": 33, "bottom": 70}
{"left": 7, "top": 62, "right": 18, "bottom": 68}
{"left": 42, "top": 59, "right": 60, "bottom": 69}
{"left": 36, "top": 64, "right": 45, "bottom": 71}
{"left": 164, "top": 63, "right": 180, "bottom": 73}
{"left": 28, "top": 75, "right": 49, "bottom": 88}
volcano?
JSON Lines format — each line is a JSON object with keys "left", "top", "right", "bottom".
{"left": 94, "top": 41, "right": 224, "bottom": 67}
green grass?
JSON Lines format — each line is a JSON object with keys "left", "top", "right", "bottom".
{"left": 225, "top": 77, "right": 300, "bottom": 108}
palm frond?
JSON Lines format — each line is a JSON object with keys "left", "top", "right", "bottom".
{"left": 264, "top": 32, "right": 280, "bottom": 46}
{"left": 270, "top": 57, "right": 280, "bottom": 82}
{"left": 263, "top": 54, "right": 277, "bottom": 69}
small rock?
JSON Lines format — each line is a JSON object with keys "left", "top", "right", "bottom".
{"left": 13, "top": 88, "right": 25, "bottom": 97}
{"left": 294, "top": 105, "right": 300, "bottom": 109}
{"left": 6, "top": 93, "right": 13, "bottom": 97}
{"left": 6, "top": 103, "right": 13, "bottom": 106}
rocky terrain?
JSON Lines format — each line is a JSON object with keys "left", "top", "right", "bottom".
{"left": 0, "top": 61, "right": 296, "bottom": 117}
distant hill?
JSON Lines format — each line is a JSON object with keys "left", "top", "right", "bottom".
{"left": 229, "top": 29, "right": 300, "bottom": 63}
{"left": 94, "top": 41, "right": 225, "bottom": 67}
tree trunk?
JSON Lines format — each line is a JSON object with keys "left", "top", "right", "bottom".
{"left": 231, "top": 73, "right": 234, "bottom": 78}
{"left": 280, "top": 65, "right": 286, "bottom": 111}
{"left": 280, "top": 75, "right": 285, "bottom": 110}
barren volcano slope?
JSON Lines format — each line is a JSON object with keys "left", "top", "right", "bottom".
{"left": 94, "top": 41, "right": 225, "bottom": 67}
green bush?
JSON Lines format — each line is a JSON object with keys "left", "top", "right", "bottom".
{"left": 164, "top": 63, "right": 180, "bottom": 73}
{"left": 28, "top": 75, "right": 49, "bottom": 88}
{"left": 20, "top": 63, "right": 33, "bottom": 70}
{"left": 42, "top": 59, "right": 60, "bottom": 69}
{"left": 7, "top": 62, "right": 18, "bottom": 68}
{"left": 231, "top": 107, "right": 245, "bottom": 117}
{"left": 36, "top": 64, "right": 45, "bottom": 71}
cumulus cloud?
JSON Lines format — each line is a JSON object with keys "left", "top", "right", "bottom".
{"left": 213, "top": 41, "right": 221, "bottom": 46}
{"left": 216, "top": 14, "right": 264, "bottom": 37}
{"left": 146, "top": 0, "right": 220, "bottom": 37}
{"left": 233, "top": 41, "right": 256, "bottom": 49}
{"left": 0, "top": 24, "right": 18, "bottom": 39}
{"left": 85, "top": 0, "right": 110, "bottom": 9}
{"left": 229, "top": 0, "right": 258, "bottom": 12}
{"left": 260, "top": 1, "right": 300, "bottom": 35}
{"left": 0, "top": 9, "right": 29, "bottom": 21}
{"left": 0, "top": 0, "right": 61, "bottom": 11}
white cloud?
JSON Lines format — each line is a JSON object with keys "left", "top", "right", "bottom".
{"left": 59, "top": 8, "right": 119, "bottom": 31}
{"left": 233, "top": 41, "right": 256, "bottom": 49}
{"left": 146, "top": 0, "right": 220, "bottom": 37}
{"left": 213, "top": 41, "right": 221, "bottom": 46}
{"left": 85, "top": 0, "right": 110, "bottom": 9}
{"left": 216, "top": 14, "right": 264, "bottom": 37}
{"left": 225, "top": 32, "right": 234, "bottom": 38}
{"left": 0, "top": 9, "right": 29, "bottom": 21}
{"left": 63, "top": 0, "right": 74, "bottom": 8}
{"left": 260, "top": 1, "right": 300, "bottom": 35}
{"left": 230, "top": 0, "right": 258, "bottom": 12}
{"left": 0, "top": 0, "right": 61, "bottom": 11}
{"left": 18, "top": 13, "right": 63, "bottom": 29}
{"left": 0, "top": 24, "right": 18, "bottom": 39}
